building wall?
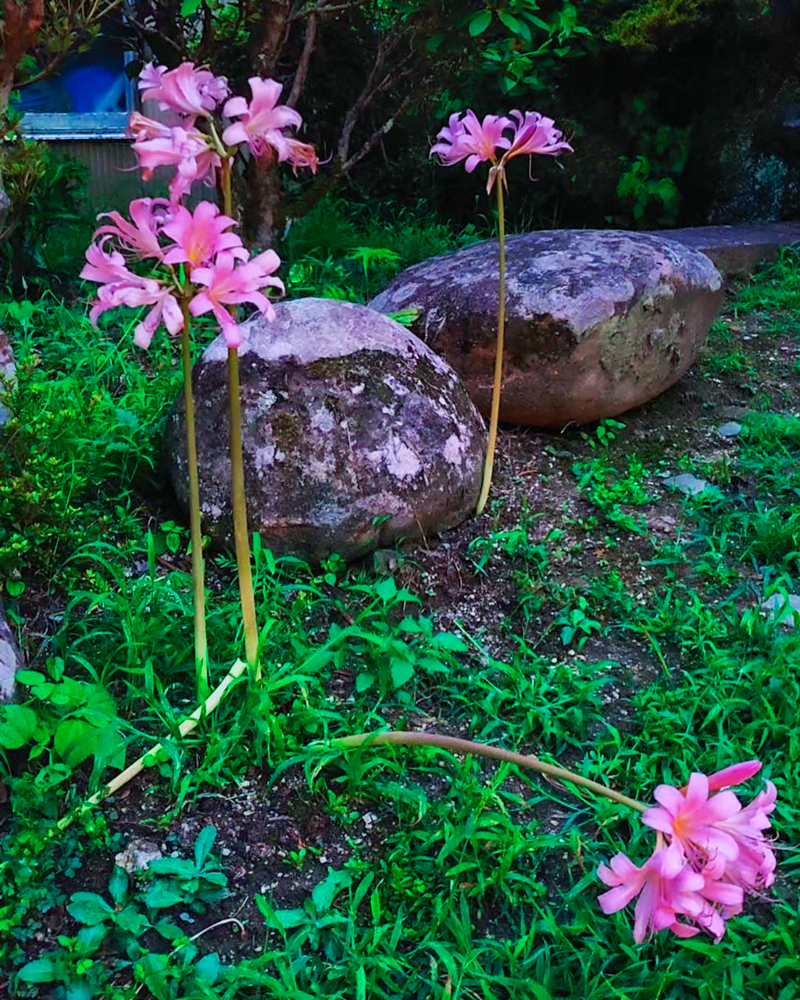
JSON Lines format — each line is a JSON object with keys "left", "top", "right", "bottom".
{"left": 54, "top": 139, "right": 159, "bottom": 212}
{"left": 54, "top": 139, "right": 218, "bottom": 213}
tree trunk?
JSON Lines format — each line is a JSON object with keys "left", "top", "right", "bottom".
{"left": 247, "top": 157, "right": 285, "bottom": 248}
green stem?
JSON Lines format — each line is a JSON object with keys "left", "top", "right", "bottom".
{"left": 180, "top": 303, "right": 209, "bottom": 700}
{"left": 221, "top": 156, "right": 233, "bottom": 218}
{"left": 476, "top": 179, "right": 506, "bottom": 517}
{"left": 220, "top": 153, "right": 259, "bottom": 676}
{"left": 335, "top": 731, "right": 647, "bottom": 813}
{"left": 53, "top": 659, "right": 249, "bottom": 837}
{"left": 228, "top": 346, "right": 260, "bottom": 677}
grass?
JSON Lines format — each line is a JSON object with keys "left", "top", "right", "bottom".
{"left": 0, "top": 233, "right": 799, "bottom": 998}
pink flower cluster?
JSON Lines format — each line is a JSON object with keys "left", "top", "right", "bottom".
{"left": 431, "top": 108, "right": 573, "bottom": 193}
{"left": 81, "top": 199, "right": 283, "bottom": 349}
{"left": 82, "top": 62, "right": 320, "bottom": 349}
{"left": 129, "top": 63, "right": 318, "bottom": 201}
{"left": 598, "top": 761, "right": 777, "bottom": 943}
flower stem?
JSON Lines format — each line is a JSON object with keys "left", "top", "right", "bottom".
{"left": 180, "top": 303, "right": 209, "bottom": 700}
{"left": 219, "top": 154, "right": 259, "bottom": 677}
{"left": 228, "top": 346, "right": 260, "bottom": 677}
{"left": 476, "top": 179, "right": 507, "bottom": 516}
{"left": 335, "top": 731, "right": 647, "bottom": 813}
{"left": 53, "top": 659, "right": 249, "bottom": 836}
{"left": 220, "top": 156, "right": 233, "bottom": 218}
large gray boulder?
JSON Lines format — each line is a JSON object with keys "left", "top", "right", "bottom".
{"left": 0, "top": 604, "right": 21, "bottom": 703}
{"left": 166, "top": 298, "right": 487, "bottom": 561}
{"left": 0, "top": 329, "right": 15, "bottom": 428}
{"left": 370, "top": 230, "right": 723, "bottom": 427}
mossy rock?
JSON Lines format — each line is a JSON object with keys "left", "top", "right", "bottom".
{"left": 165, "top": 299, "right": 487, "bottom": 561}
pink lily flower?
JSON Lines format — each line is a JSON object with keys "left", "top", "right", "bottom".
{"left": 131, "top": 126, "right": 220, "bottom": 202}
{"left": 93, "top": 198, "right": 173, "bottom": 261}
{"left": 598, "top": 842, "right": 706, "bottom": 943}
{"left": 139, "top": 61, "right": 230, "bottom": 118}
{"left": 130, "top": 287, "right": 185, "bottom": 349}
{"left": 706, "top": 760, "right": 762, "bottom": 792}
{"left": 189, "top": 249, "right": 285, "bottom": 348}
{"left": 643, "top": 772, "right": 743, "bottom": 864}
{"left": 714, "top": 780, "right": 778, "bottom": 891}
{"left": 504, "top": 110, "right": 574, "bottom": 162}
{"left": 162, "top": 202, "right": 248, "bottom": 270}
{"left": 80, "top": 240, "right": 137, "bottom": 288}
{"left": 694, "top": 856, "right": 744, "bottom": 941}
{"left": 430, "top": 110, "right": 511, "bottom": 175}
{"left": 222, "top": 77, "right": 303, "bottom": 160}
{"left": 127, "top": 112, "right": 172, "bottom": 143}
{"left": 81, "top": 241, "right": 183, "bottom": 347}
{"left": 285, "top": 137, "right": 320, "bottom": 175}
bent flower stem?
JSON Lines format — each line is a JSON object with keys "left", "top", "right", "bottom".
{"left": 335, "top": 730, "right": 647, "bottom": 813}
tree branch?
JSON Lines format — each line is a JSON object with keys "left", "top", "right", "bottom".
{"left": 286, "top": 6, "right": 317, "bottom": 107}
{"left": 342, "top": 91, "right": 415, "bottom": 173}
{"left": 290, "top": 0, "right": 369, "bottom": 21}
{"left": 335, "top": 31, "right": 403, "bottom": 166}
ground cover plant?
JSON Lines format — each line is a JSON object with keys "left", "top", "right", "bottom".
{"left": 1, "top": 213, "right": 798, "bottom": 994}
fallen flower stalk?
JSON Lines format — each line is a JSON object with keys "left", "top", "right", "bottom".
{"left": 334, "top": 730, "right": 647, "bottom": 812}
{"left": 52, "top": 659, "right": 249, "bottom": 837}
{"left": 332, "top": 734, "right": 777, "bottom": 943}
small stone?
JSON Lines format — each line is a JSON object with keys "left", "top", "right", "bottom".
{"left": 761, "top": 593, "right": 800, "bottom": 628}
{"left": 0, "top": 603, "right": 22, "bottom": 704}
{"left": 362, "top": 812, "right": 377, "bottom": 830}
{"left": 718, "top": 421, "right": 742, "bottom": 438}
{"left": 661, "top": 473, "right": 710, "bottom": 496}
{"left": 646, "top": 513, "right": 678, "bottom": 533}
{"left": 114, "top": 838, "right": 164, "bottom": 874}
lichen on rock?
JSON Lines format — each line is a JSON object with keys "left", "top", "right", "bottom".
{"left": 165, "top": 299, "right": 487, "bottom": 561}
{"left": 370, "top": 229, "right": 723, "bottom": 427}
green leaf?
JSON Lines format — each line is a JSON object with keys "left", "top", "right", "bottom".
{"left": 143, "top": 882, "right": 185, "bottom": 909}
{"left": 54, "top": 718, "right": 97, "bottom": 768}
{"left": 153, "top": 920, "right": 185, "bottom": 941}
{"left": 194, "top": 825, "right": 217, "bottom": 868}
{"left": 374, "top": 576, "right": 397, "bottom": 603}
{"left": 116, "top": 905, "right": 149, "bottom": 936}
{"left": 195, "top": 952, "right": 221, "bottom": 984}
{"left": 18, "top": 958, "right": 60, "bottom": 983}
{"left": 433, "top": 632, "right": 469, "bottom": 652}
{"left": 498, "top": 11, "right": 524, "bottom": 33}
{"left": 93, "top": 722, "right": 126, "bottom": 771}
{"left": 14, "top": 669, "right": 45, "bottom": 687}
{"left": 108, "top": 865, "right": 128, "bottom": 906}
{"left": 390, "top": 660, "right": 415, "bottom": 689}
{"left": 180, "top": 0, "right": 202, "bottom": 13}
{"left": 312, "top": 868, "right": 352, "bottom": 914}
{"left": 6, "top": 579, "right": 25, "bottom": 597}
{"left": 75, "top": 922, "right": 108, "bottom": 953}
{"left": 67, "top": 892, "right": 114, "bottom": 926}
{"left": 255, "top": 895, "right": 308, "bottom": 931}
{"left": 355, "top": 672, "right": 374, "bottom": 692}
{"left": 137, "top": 953, "right": 171, "bottom": 1000}
{"left": 469, "top": 9, "right": 492, "bottom": 35}
{"left": 0, "top": 704, "right": 37, "bottom": 749}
